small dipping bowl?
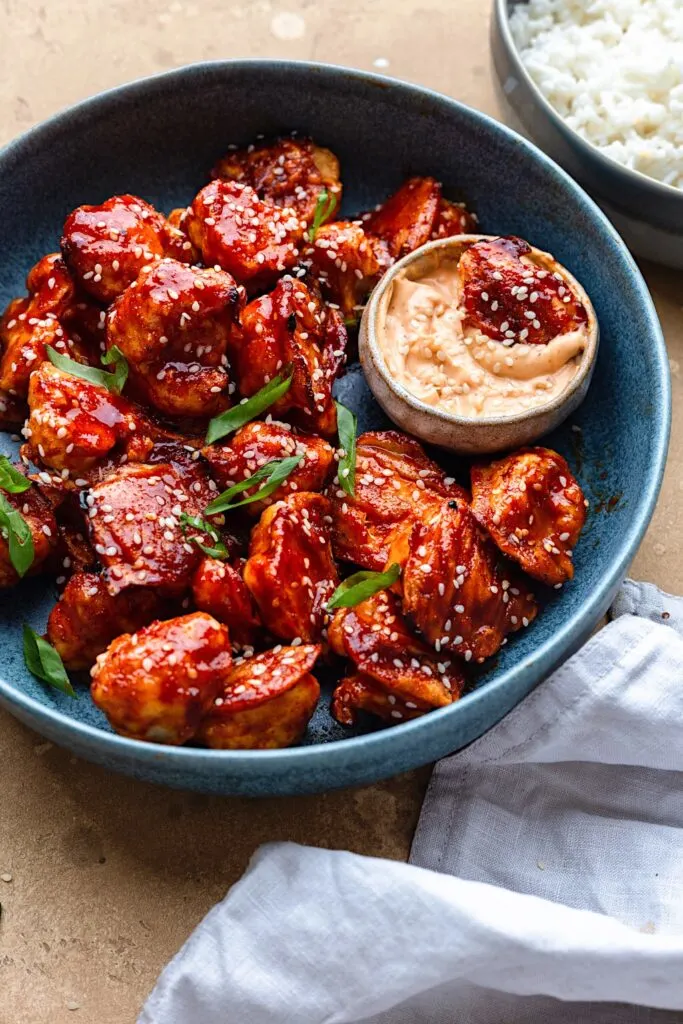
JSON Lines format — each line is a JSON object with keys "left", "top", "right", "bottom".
{"left": 359, "top": 234, "right": 599, "bottom": 455}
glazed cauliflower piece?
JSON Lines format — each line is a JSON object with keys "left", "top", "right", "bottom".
{"left": 24, "top": 362, "right": 158, "bottom": 476}
{"left": 244, "top": 492, "right": 338, "bottom": 643}
{"left": 326, "top": 430, "right": 468, "bottom": 572}
{"left": 401, "top": 497, "right": 538, "bottom": 663}
{"left": 328, "top": 590, "right": 463, "bottom": 725}
{"left": 187, "top": 180, "right": 303, "bottom": 290}
{"left": 202, "top": 420, "right": 334, "bottom": 516}
{"left": 106, "top": 258, "right": 242, "bottom": 420}
{"left": 61, "top": 193, "right": 197, "bottom": 302}
{"left": 198, "top": 643, "right": 321, "bottom": 749}
{"left": 471, "top": 447, "right": 587, "bottom": 586}
{"left": 212, "top": 137, "right": 342, "bottom": 226}
{"left": 233, "top": 276, "right": 347, "bottom": 437}
{"left": 90, "top": 612, "right": 232, "bottom": 744}
{"left": 191, "top": 557, "right": 263, "bottom": 649}
{"left": 47, "top": 571, "right": 170, "bottom": 670}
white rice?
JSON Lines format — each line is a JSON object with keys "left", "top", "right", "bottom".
{"left": 509, "top": 0, "right": 683, "bottom": 189}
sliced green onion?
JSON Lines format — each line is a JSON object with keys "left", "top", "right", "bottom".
{"left": 335, "top": 400, "right": 357, "bottom": 497}
{"left": 326, "top": 563, "right": 401, "bottom": 611}
{"left": 47, "top": 344, "right": 128, "bottom": 395}
{"left": 0, "top": 493, "right": 34, "bottom": 577}
{"left": 23, "top": 625, "right": 77, "bottom": 698}
{"left": 0, "top": 456, "right": 31, "bottom": 494}
{"left": 205, "top": 369, "right": 294, "bottom": 446}
{"left": 309, "top": 189, "right": 337, "bottom": 242}
{"left": 205, "top": 454, "right": 303, "bottom": 514}
{"left": 100, "top": 345, "right": 129, "bottom": 394}
{"left": 179, "top": 512, "right": 230, "bottom": 560}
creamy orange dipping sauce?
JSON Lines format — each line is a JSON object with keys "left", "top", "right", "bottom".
{"left": 380, "top": 261, "right": 588, "bottom": 418}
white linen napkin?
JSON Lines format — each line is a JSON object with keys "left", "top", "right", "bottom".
{"left": 139, "top": 580, "right": 683, "bottom": 1024}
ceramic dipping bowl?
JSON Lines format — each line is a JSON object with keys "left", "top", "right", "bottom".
{"left": 359, "top": 235, "right": 599, "bottom": 455}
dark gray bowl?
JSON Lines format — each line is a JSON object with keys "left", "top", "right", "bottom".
{"left": 492, "top": 0, "right": 683, "bottom": 268}
{"left": 0, "top": 60, "right": 670, "bottom": 795}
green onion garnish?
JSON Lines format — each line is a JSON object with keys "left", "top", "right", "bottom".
{"left": 326, "top": 563, "right": 401, "bottom": 611}
{"left": 179, "top": 512, "right": 230, "bottom": 560}
{"left": 0, "top": 456, "right": 31, "bottom": 494}
{"left": 335, "top": 400, "right": 357, "bottom": 497}
{"left": 205, "top": 369, "right": 294, "bottom": 446}
{"left": 205, "top": 455, "right": 303, "bottom": 514}
{"left": 23, "top": 625, "right": 77, "bottom": 698}
{"left": 309, "top": 189, "right": 337, "bottom": 241}
{"left": 47, "top": 345, "right": 128, "bottom": 395}
{"left": 0, "top": 493, "right": 34, "bottom": 577}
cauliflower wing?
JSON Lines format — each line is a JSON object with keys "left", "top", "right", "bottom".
{"left": 202, "top": 420, "right": 334, "bottom": 515}
{"left": 432, "top": 198, "right": 478, "bottom": 239}
{"left": 187, "top": 180, "right": 302, "bottom": 289}
{"left": 304, "top": 220, "right": 391, "bottom": 319}
{"left": 332, "top": 674, "right": 432, "bottom": 725}
{"left": 86, "top": 460, "right": 218, "bottom": 595}
{"left": 401, "top": 498, "right": 538, "bottom": 662}
{"left": 61, "top": 194, "right": 196, "bottom": 302}
{"left": 363, "top": 178, "right": 478, "bottom": 259}
{"left": 192, "top": 556, "right": 263, "bottom": 649}
{"left": 0, "top": 253, "right": 94, "bottom": 399}
{"left": 459, "top": 236, "right": 588, "bottom": 346}
{"left": 327, "top": 430, "right": 468, "bottom": 571}
{"left": 328, "top": 590, "right": 463, "bottom": 725}
{"left": 106, "top": 258, "right": 242, "bottom": 419}
{"left": 243, "top": 492, "right": 338, "bottom": 643}
{"left": 471, "top": 447, "right": 587, "bottom": 586}
{"left": 0, "top": 482, "right": 58, "bottom": 588}
{"left": 212, "top": 137, "right": 342, "bottom": 226}
{"left": 363, "top": 177, "right": 441, "bottom": 259}
{"left": 90, "top": 612, "right": 232, "bottom": 744}
{"left": 47, "top": 571, "right": 170, "bottom": 670}
{"left": 197, "top": 643, "right": 321, "bottom": 749}
{"left": 24, "top": 362, "right": 158, "bottom": 476}
{"left": 233, "top": 276, "right": 347, "bottom": 437}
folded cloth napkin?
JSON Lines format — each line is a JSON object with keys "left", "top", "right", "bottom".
{"left": 139, "top": 580, "right": 683, "bottom": 1024}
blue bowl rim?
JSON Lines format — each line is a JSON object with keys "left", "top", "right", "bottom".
{"left": 494, "top": 0, "right": 683, "bottom": 204}
{"left": 0, "top": 58, "right": 671, "bottom": 777}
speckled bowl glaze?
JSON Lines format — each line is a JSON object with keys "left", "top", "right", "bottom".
{"left": 492, "top": 0, "right": 683, "bottom": 268}
{"left": 0, "top": 60, "right": 670, "bottom": 795}
{"left": 359, "top": 234, "right": 599, "bottom": 455}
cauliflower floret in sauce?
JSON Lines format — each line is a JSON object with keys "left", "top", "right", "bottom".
{"left": 90, "top": 612, "right": 232, "bottom": 744}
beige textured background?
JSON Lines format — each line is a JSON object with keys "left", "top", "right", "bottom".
{"left": 0, "top": 1, "right": 681, "bottom": 1021}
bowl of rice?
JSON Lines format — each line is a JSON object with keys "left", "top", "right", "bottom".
{"left": 492, "top": 0, "right": 683, "bottom": 267}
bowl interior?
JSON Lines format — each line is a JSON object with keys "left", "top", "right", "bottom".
{"left": 0, "top": 62, "right": 670, "bottom": 791}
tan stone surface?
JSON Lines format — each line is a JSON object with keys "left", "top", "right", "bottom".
{"left": 0, "top": 2, "right": 680, "bottom": 1022}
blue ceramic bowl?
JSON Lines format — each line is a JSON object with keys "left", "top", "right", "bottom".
{"left": 492, "top": 0, "right": 683, "bottom": 268}
{"left": 0, "top": 61, "right": 670, "bottom": 795}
